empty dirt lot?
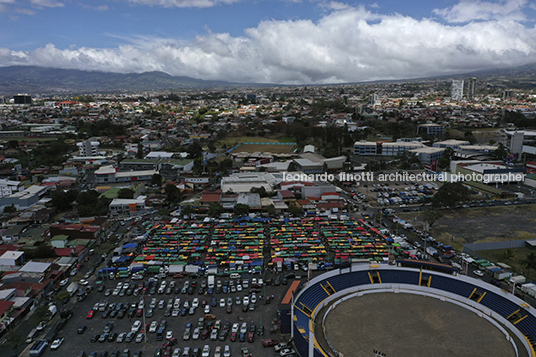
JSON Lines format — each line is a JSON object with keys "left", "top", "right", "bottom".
{"left": 322, "top": 292, "right": 518, "bottom": 357}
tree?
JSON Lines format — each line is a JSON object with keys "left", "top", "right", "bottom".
{"left": 422, "top": 209, "right": 442, "bottom": 231}
{"left": 521, "top": 253, "right": 536, "bottom": 277}
{"left": 151, "top": 173, "right": 163, "bottom": 187}
{"left": 75, "top": 190, "right": 111, "bottom": 216}
{"left": 29, "top": 304, "right": 52, "bottom": 324}
{"left": 432, "top": 182, "right": 470, "bottom": 208}
{"left": 54, "top": 290, "right": 70, "bottom": 303}
{"left": 49, "top": 189, "right": 78, "bottom": 211}
{"left": 502, "top": 248, "right": 515, "bottom": 262}
{"left": 234, "top": 204, "right": 250, "bottom": 216}
{"left": 136, "top": 142, "right": 144, "bottom": 159}
{"left": 181, "top": 205, "right": 194, "bottom": 216}
{"left": 396, "top": 151, "right": 420, "bottom": 170}
{"left": 117, "top": 188, "right": 134, "bottom": 199}
{"left": 207, "top": 203, "right": 225, "bottom": 218}
{"left": 265, "top": 204, "right": 275, "bottom": 215}
{"left": 250, "top": 186, "right": 267, "bottom": 198}
{"left": 2, "top": 332, "right": 25, "bottom": 349}
{"left": 288, "top": 204, "right": 303, "bottom": 216}
{"left": 3, "top": 204, "right": 16, "bottom": 213}
{"left": 164, "top": 184, "right": 182, "bottom": 203}
{"left": 7, "top": 140, "right": 19, "bottom": 149}
{"left": 493, "top": 143, "right": 508, "bottom": 161}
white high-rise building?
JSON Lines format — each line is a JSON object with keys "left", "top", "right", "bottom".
{"left": 77, "top": 140, "right": 100, "bottom": 157}
{"left": 451, "top": 80, "right": 464, "bottom": 100}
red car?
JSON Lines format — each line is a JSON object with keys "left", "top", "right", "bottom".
{"left": 230, "top": 332, "right": 237, "bottom": 342}
{"left": 226, "top": 305, "right": 232, "bottom": 314}
{"left": 263, "top": 339, "right": 278, "bottom": 347}
{"left": 136, "top": 309, "right": 143, "bottom": 317}
{"left": 87, "top": 310, "right": 95, "bottom": 319}
{"left": 247, "top": 331, "right": 255, "bottom": 343}
{"left": 201, "top": 329, "right": 210, "bottom": 340}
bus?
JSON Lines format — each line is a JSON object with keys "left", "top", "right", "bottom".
{"left": 29, "top": 339, "right": 48, "bottom": 357}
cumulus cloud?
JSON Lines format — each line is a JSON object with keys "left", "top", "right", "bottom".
{"left": 433, "top": 0, "right": 528, "bottom": 23}
{"left": 126, "top": 0, "right": 241, "bottom": 8}
{"left": 1, "top": 5, "right": 536, "bottom": 84}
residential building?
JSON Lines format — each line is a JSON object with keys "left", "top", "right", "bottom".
{"left": 381, "top": 142, "right": 426, "bottom": 156}
{"left": 0, "top": 186, "right": 48, "bottom": 211}
{"left": 451, "top": 80, "right": 464, "bottom": 100}
{"left": 409, "top": 147, "right": 445, "bottom": 164}
{"left": 221, "top": 172, "right": 279, "bottom": 193}
{"left": 76, "top": 139, "right": 100, "bottom": 157}
{"left": 467, "top": 77, "right": 476, "bottom": 100}
{"left": 354, "top": 141, "right": 378, "bottom": 156}
{"left": 416, "top": 124, "right": 445, "bottom": 136}
{"left": 433, "top": 139, "right": 471, "bottom": 149}
{"left": 0, "top": 179, "right": 24, "bottom": 198}
{"left": 109, "top": 197, "right": 146, "bottom": 216}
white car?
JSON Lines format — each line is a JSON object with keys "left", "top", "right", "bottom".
{"left": 219, "top": 298, "right": 226, "bottom": 308}
{"left": 36, "top": 321, "right": 47, "bottom": 331}
{"left": 204, "top": 305, "right": 210, "bottom": 314}
{"left": 473, "top": 270, "right": 484, "bottom": 277}
{"left": 240, "top": 322, "right": 248, "bottom": 334}
{"left": 223, "top": 345, "right": 231, "bottom": 357}
{"left": 214, "top": 346, "right": 222, "bottom": 357}
{"left": 251, "top": 278, "right": 257, "bottom": 285}
{"left": 50, "top": 337, "right": 64, "bottom": 350}
{"left": 59, "top": 279, "right": 69, "bottom": 287}
{"left": 79, "top": 279, "right": 89, "bottom": 286}
{"left": 243, "top": 296, "right": 249, "bottom": 306}
{"left": 250, "top": 293, "right": 257, "bottom": 304}
{"left": 258, "top": 278, "right": 263, "bottom": 285}
{"left": 231, "top": 323, "right": 239, "bottom": 333}
{"left": 210, "top": 329, "right": 218, "bottom": 340}
{"left": 236, "top": 284, "right": 242, "bottom": 292}
{"left": 131, "top": 320, "right": 142, "bottom": 332}
{"left": 280, "top": 348, "right": 296, "bottom": 357}
{"left": 149, "top": 321, "right": 159, "bottom": 333}
{"left": 202, "top": 345, "right": 210, "bottom": 357}
{"left": 172, "top": 348, "right": 181, "bottom": 357}
{"left": 131, "top": 274, "right": 143, "bottom": 280}
{"left": 166, "top": 330, "right": 173, "bottom": 339}
{"left": 192, "top": 298, "right": 199, "bottom": 308}
{"left": 192, "top": 327, "right": 200, "bottom": 340}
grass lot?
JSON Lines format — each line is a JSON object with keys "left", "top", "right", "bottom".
{"left": 398, "top": 205, "right": 536, "bottom": 253}
{"left": 479, "top": 247, "right": 536, "bottom": 281}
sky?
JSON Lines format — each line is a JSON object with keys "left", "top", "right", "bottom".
{"left": 1, "top": 0, "right": 536, "bottom": 85}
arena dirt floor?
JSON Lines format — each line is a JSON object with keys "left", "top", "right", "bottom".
{"left": 321, "top": 292, "right": 520, "bottom": 357}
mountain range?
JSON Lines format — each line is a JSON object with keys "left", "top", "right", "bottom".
{"left": 0, "top": 66, "right": 257, "bottom": 96}
{"left": 1, "top": 63, "right": 536, "bottom": 96}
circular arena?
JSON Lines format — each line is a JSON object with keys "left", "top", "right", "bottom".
{"left": 291, "top": 262, "right": 536, "bottom": 357}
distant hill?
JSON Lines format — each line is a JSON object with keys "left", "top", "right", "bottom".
{"left": 0, "top": 66, "right": 258, "bottom": 95}
{"left": 1, "top": 63, "right": 536, "bottom": 96}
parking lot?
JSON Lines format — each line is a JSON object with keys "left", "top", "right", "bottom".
{"left": 39, "top": 273, "right": 291, "bottom": 357}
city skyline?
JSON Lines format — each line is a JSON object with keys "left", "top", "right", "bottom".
{"left": 1, "top": 0, "right": 536, "bottom": 85}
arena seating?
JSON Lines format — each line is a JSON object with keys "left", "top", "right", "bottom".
{"left": 294, "top": 267, "right": 536, "bottom": 356}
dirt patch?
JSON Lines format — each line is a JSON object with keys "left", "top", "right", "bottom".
{"left": 398, "top": 205, "right": 536, "bottom": 251}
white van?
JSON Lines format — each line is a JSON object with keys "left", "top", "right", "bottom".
{"left": 230, "top": 273, "right": 241, "bottom": 279}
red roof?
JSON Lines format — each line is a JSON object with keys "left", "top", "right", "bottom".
{"left": 0, "top": 301, "right": 14, "bottom": 316}
{"left": 54, "top": 248, "right": 74, "bottom": 256}
{"left": 278, "top": 190, "right": 295, "bottom": 198}
{"left": 200, "top": 190, "right": 222, "bottom": 203}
